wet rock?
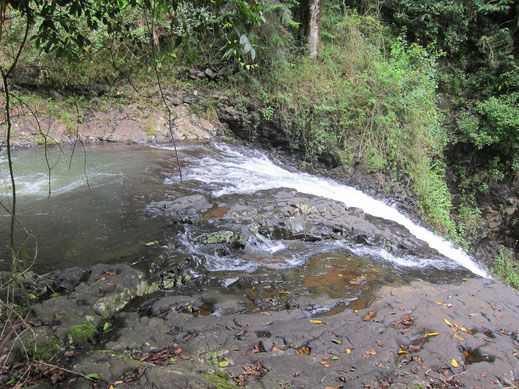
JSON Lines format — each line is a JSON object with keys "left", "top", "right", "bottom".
{"left": 194, "top": 230, "right": 245, "bottom": 247}
{"left": 151, "top": 295, "right": 196, "bottom": 316}
{"left": 159, "top": 255, "right": 200, "bottom": 289}
{"left": 216, "top": 190, "right": 446, "bottom": 259}
{"left": 46, "top": 267, "right": 88, "bottom": 293}
{"left": 145, "top": 194, "right": 212, "bottom": 224}
{"left": 30, "top": 264, "right": 158, "bottom": 345}
{"left": 12, "top": 326, "right": 60, "bottom": 363}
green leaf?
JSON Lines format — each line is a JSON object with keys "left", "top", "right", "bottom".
{"left": 103, "top": 322, "right": 110, "bottom": 332}
{"left": 86, "top": 373, "right": 100, "bottom": 379}
{"left": 332, "top": 356, "right": 339, "bottom": 360}
{"left": 468, "top": 313, "right": 478, "bottom": 316}
{"left": 219, "top": 360, "right": 230, "bottom": 367}
{"left": 332, "top": 339, "right": 343, "bottom": 345}
{"left": 144, "top": 241, "right": 156, "bottom": 246}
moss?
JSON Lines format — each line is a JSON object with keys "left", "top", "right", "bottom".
{"left": 69, "top": 321, "right": 98, "bottom": 344}
{"left": 33, "top": 341, "right": 61, "bottom": 362}
{"left": 196, "top": 231, "right": 243, "bottom": 245}
{"left": 204, "top": 372, "right": 238, "bottom": 389}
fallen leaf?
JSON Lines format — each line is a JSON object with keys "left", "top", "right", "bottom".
{"left": 453, "top": 333, "right": 465, "bottom": 341}
{"left": 105, "top": 271, "right": 116, "bottom": 276}
{"left": 297, "top": 346, "right": 310, "bottom": 355}
{"left": 451, "top": 358, "right": 459, "bottom": 368}
{"left": 219, "top": 360, "right": 229, "bottom": 367}
{"left": 279, "top": 291, "right": 288, "bottom": 294}
{"left": 332, "top": 356, "right": 339, "bottom": 361}
{"left": 398, "top": 350, "right": 409, "bottom": 355}
{"left": 345, "top": 348, "right": 351, "bottom": 354}
{"left": 424, "top": 332, "right": 439, "bottom": 337}
{"left": 366, "top": 349, "right": 376, "bottom": 355}
{"left": 444, "top": 319, "right": 452, "bottom": 327}
{"left": 468, "top": 313, "right": 478, "bottom": 317}
{"left": 180, "top": 355, "right": 190, "bottom": 360}
{"left": 363, "top": 311, "right": 376, "bottom": 321}
{"left": 310, "top": 319, "right": 324, "bottom": 324}
{"left": 332, "top": 339, "right": 343, "bottom": 345}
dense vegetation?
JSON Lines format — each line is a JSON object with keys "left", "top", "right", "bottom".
{"left": 1, "top": 0, "right": 518, "bottom": 284}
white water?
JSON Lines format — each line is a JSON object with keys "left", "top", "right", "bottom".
{"left": 162, "top": 143, "right": 489, "bottom": 278}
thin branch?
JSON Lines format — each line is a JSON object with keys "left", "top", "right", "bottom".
{"left": 68, "top": 100, "right": 90, "bottom": 189}
{"left": 145, "top": 0, "right": 182, "bottom": 182}
{"left": 9, "top": 92, "right": 64, "bottom": 198}
{"left": 35, "top": 362, "right": 97, "bottom": 382}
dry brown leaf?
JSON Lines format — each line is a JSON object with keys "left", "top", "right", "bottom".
{"left": 363, "top": 311, "right": 376, "bottom": 321}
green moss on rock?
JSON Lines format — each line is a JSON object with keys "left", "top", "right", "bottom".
{"left": 69, "top": 321, "right": 98, "bottom": 344}
{"left": 204, "top": 372, "right": 238, "bottom": 389}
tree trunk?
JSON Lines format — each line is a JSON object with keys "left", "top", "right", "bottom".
{"left": 306, "top": 0, "right": 323, "bottom": 57}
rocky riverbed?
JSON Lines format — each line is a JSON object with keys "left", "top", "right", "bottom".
{"left": 2, "top": 187, "right": 519, "bottom": 388}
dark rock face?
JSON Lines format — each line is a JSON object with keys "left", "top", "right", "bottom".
{"left": 215, "top": 97, "right": 292, "bottom": 150}
{"left": 145, "top": 194, "right": 212, "bottom": 224}
{"left": 147, "top": 190, "right": 445, "bottom": 260}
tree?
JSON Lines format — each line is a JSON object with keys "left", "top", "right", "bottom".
{"left": 300, "top": 0, "right": 324, "bottom": 57}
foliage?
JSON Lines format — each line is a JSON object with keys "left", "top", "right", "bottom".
{"left": 492, "top": 246, "right": 519, "bottom": 289}
{"left": 258, "top": 7, "right": 455, "bottom": 231}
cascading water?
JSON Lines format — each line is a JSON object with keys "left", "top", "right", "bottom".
{"left": 159, "top": 143, "right": 489, "bottom": 278}
{"left": 1, "top": 142, "right": 488, "bottom": 282}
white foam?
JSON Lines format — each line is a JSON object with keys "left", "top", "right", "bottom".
{"left": 183, "top": 143, "right": 489, "bottom": 278}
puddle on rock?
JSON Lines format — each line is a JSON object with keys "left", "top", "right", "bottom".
{"left": 460, "top": 346, "right": 496, "bottom": 364}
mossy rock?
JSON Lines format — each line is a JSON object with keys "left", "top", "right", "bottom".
{"left": 16, "top": 326, "right": 60, "bottom": 363}
{"left": 69, "top": 321, "right": 98, "bottom": 345}
{"left": 204, "top": 372, "right": 238, "bottom": 389}
{"left": 195, "top": 231, "right": 244, "bottom": 245}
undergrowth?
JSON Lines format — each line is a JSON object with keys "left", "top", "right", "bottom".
{"left": 492, "top": 246, "right": 519, "bottom": 289}
{"left": 255, "top": 8, "right": 456, "bottom": 234}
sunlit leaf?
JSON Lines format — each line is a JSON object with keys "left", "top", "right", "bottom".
{"left": 86, "top": 373, "right": 100, "bottom": 379}
{"left": 468, "top": 313, "right": 478, "bottom": 316}
{"left": 444, "top": 319, "right": 452, "bottom": 327}
{"left": 451, "top": 358, "right": 459, "bottom": 368}
{"left": 345, "top": 348, "right": 351, "bottom": 354}
{"left": 219, "top": 360, "right": 229, "bottom": 367}
{"left": 398, "top": 350, "right": 409, "bottom": 354}
{"left": 453, "top": 333, "right": 465, "bottom": 341}
{"left": 424, "top": 332, "right": 439, "bottom": 337}
{"left": 332, "top": 339, "right": 343, "bottom": 345}
{"left": 309, "top": 319, "right": 323, "bottom": 324}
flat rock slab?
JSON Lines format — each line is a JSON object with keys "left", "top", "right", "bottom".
{"left": 68, "top": 277, "right": 519, "bottom": 388}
